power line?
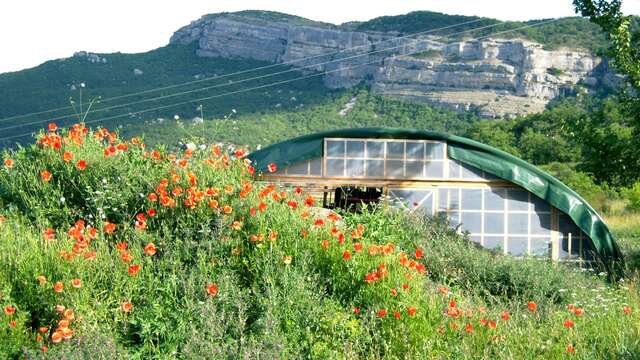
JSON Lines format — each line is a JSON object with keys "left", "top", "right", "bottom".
{"left": 0, "top": 17, "right": 489, "bottom": 124}
{"left": 0, "top": 18, "right": 560, "bottom": 143}
{"left": 0, "top": 20, "right": 511, "bottom": 133}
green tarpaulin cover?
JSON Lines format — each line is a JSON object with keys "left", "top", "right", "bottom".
{"left": 248, "top": 127, "right": 624, "bottom": 273}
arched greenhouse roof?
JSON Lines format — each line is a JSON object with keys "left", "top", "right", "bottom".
{"left": 248, "top": 127, "right": 624, "bottom": 274}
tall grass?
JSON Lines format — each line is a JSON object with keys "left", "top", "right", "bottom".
{"left": 1, "top": 124, "right": 639, "bottom": 359}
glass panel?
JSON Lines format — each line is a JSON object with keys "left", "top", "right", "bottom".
{"left": 532, "top": 194, "right": 551, "bottom": 213}
{"left": 426, "top": 143, "right": 445, "bottom": 159}
{"left": 484, "top": 188, "right": 506, "bottom": 211}
{"left": 461, "top": 212, "right": 482, "bottom": 234}
{"left": 470, "top": 235, "right": 482, "bottom": 244}
{"left": 405, "top": 161, "right": 424, "bottom": 178}
{"left": 507, "top": 213, "right": 529, "bottom": 234}
{"left": 386, "top": 160, "right": 404, "bottom": 177}
{"left": 461, "top": 189, "right": 482, "bottom": 210}
{"left": 484, "top": 212, "right": 504, "bottom": 234}
{"left": 389, "top": 190, "right": 432, "bottom": 210}
{"left": 530, "top": 213, "right": 552, "bottom": 235}
{"left": 447, "top": 211, "right": 460, "bottom": 227}
{"left": 448, "top": 161, "right": 461, "bottom": 178}
{"left": 531, "top": 237, "right": 551, "bottom": 256}
{"left": 346, "top": 141, "right": 365, "bottom": 158}
{"left": 309, "top": 158, "right": 322, "bottom": 175}
{"left": 507, "top": 236, "right": 528, "bottom": 256}
{"left": 438, "top": 188, "right": 448, "bottom": 211}
{"left": 425, "top": 161, "right": 444, "bottom": 178}
{"left": 484, "top": 236, "right": 504, "bottom": 251}
{"left": 406, "top": 142, "right": 424, "bottom": 160}
{"left": 326, "top": 140, "right": 345, "bottom": 157}
{"left": 287, "top": 161, "right": 308, "bottom": 175}
{"left": 346, "top": 159, "right": 365, "bottom": 177}
{"left": 460, "top": 163, "right": 485, "bottom": 180}
{"left": 507, "top": 189, "right": 529, "bottom": 211}
{"left": 326, "top": 159, "right": 345, "bottom": 177}
{"left": 366, "top": 160, "right": 384, "bottom": 177}
{"left": 386, "top": 141, "right": 404, "bottom": 159}
{"left": 449, "top": 189, "right": 460, "bottom": 211}
{"left": 366, "top": 141, "right": 385, "bottom": 158}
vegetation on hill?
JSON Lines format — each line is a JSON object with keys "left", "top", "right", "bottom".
{"left": 0, "top": 124, "right": 638, "bottom": 358}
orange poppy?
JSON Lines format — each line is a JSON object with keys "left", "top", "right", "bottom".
{"left": 407, "top": 307, "right": 417, "bottom": 317}
{"left": 342, "top": 251, "right": 352, "bottom": 261}
{"left": 353, "top": 307, "right": 361, "bottom": 314}
{"left": 37, "top": 275, "right": 47, "bottom": 285}
{"left": 104, "top": 222, "right": 116, "bottom": 234}
{"left": 574, "top": 307, "right": 584, "bottom": 317}
{"left": 121, "top": 302, "right": 133, "bottom": 313}
{"left": 321, "top": 239, "right": 329, "bottom": 250}
{"left": 488, "top": 320, "right": 497, "bottom": 329}
{"left": 267, "top": 163, "right": 277, "bottom": 173}
{"left": 128, "top": 264, "right": 141, "bottom": 276}
{"left": 206, "top": 283, "right": 218, "bottom": 296}
{"left": 144, "top": 243, "right": 157, "bottom": 256}
{"left": 4, "top": 306, "right": 16, "bottom": 316}
{"left": 500, "top": 311, "right": 510, "bottom": 321}
{"left": 71, "top": 278, "right": 81, "bottom": 288}
{"left": 116, "top": 242, "right": 128, "bottom": 251}
{"left": 415, "top": 248, "right": 423, "bottom": 259}
{"left": 54, "top": 281, "right": 64, "bottom": 293}
{"left": 465, "top": 323, "right": 474, "bottom": 333}
{"left": 377, "top": 309, "right": 387, "bottom": 318}
{"left": 223, "top": 205, "right": 233, "bottom": 214}
{"left": 390, "top": 288, "right": 398, "bottom": 296}
{"left": 43, "top": 228, "right": 56, "bottom": 241}
{"left": 51, "top": 331, "right": 63, "bottom": 344}
{"left": 40, "top": 170, "right": 52, "bottom": 182}
{"left": 48, "top": 123, "right": 58, "bottom": 132}
{"left": 567, "top": 344, "right": 575, "bottom": 353}
{"left": 63, "top": 309, "right": 75, "bottom": 320}
{"left": 353, "top": 243, "right": 362, "bottom": 252}
{"left": 76, "top": 160, "right": 87, "bottom": 171}
{"left": 527, "top": 301, "right": 537, "bottom": 312}
{"left": 3, "top": 159, "right": 14, "bottom": 168}
{"left": 563, "top": 319, "right": 574, "bottom": 328}
{"left": 623, "top": 306, "right": 632, "bottom": 315}
{"left": 63, "top": 151, "right": 73, "bottom": 162}
{"left": 38, "top": 326, "right": 49, "bottom": 334}
{"left": 120, "top": 252, "right": 133, "bottom": 263}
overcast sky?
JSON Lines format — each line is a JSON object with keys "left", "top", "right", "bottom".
{"left": 1, "top": 0, "right": 639, "bottom": 73}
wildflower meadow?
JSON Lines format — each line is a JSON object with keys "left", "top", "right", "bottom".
{"left": 0, "top": 123, "right": 638, "bottom": 359}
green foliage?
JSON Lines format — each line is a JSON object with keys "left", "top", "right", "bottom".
{"left": 624, "top": 182, "right": 640, "bottom": 212}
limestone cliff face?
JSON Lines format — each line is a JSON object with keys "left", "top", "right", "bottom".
{"left": 171, "top": 13, "right": 611, "bottom": 118}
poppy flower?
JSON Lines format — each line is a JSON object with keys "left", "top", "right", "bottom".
{"left": 438, "top": 287, "right": 448, "bottom": 295}
{"left": 267, "top": 163, "right": 277, "bottom": 173}
{"left": 144, "top": 243, "right": 157, "bottom": 256}
{"left": 63, "top": 309, "right": 75, "bottom": 320}
{"left": 120, "top": 252, "right": 133, "bottom": 263}
{"left": 128, "top": 264, "right": 141, "bottom": 276}
{"left": 390, "top": 288, "right": 398, "bottom": 296}
{"left": 567, "top": 344, "right": 575, "bottom": 353}
{"left": 146, "top": 208, "right": 156, "bottom": 217}
{"left": 563, "top": 319, "right": 574, "bottom": 328}
{"left": 40, "top": 170, "right": 52, "bottom": 182}
{"left": 223, "top": 205, "right": 233, "bottom": 214}
{"left": 63, "top": 152, "right": 73, "bottom": 162}
{"left": 3, "top": 159, "right": 14, "bottom": 168}
{"left": 465, "top": 323, "right": 474, "bottom": 333}
{"left": 71, "top": 278, "right": 81, "bottom": 288}
{"left": 148, "top": 193, "right": 158, "bottom": 202}
{"left": 407, "top": 307, "right": 417, "bottom": 317}
{"left": 353, "top": 307, "right": 361, "bottom": 314}
{"left": 104, "top": 222, "right": 116, "bottom": 234}
{"left": 37, "top": 275, "right": 47, "bottom": 285}
{"left": 500, "top": 311, "right": 510, "bottom": 321}
{"left": 54, "top": 281, "right": 64, "bottom": 293}
{"left": 38, "top": 326, "right": 49, "bottom": 334}
{"left": 287, "top": 200, "right": 298, "bottom": 209}
{"left": 393, "top": 311, "right": 401, "bottom": 319}
{"left": 76, "top": 160, "right": 87, "bottom": 170}
{"left": 121, "top": 302, "right": 133, "bottom": 313}
{"left": 623, "top": 306, "right": 632, "bottom": 315}
{"left": 342, "top": 251, "right": 352, "bottom": 261}
{"left": 353, "top": 243, "right": 362, "bottom": 252}
{"left": 43, "top": 228, "right": 56, "bottom": 241}
{"left": 208, "top": 199, "right": 219, "bottom": 209}
{"left": 488, "top": 320, "right": 497, "bottom": 329}
{"left": 48, "top": 123, "right": 58, "bottom": 132}
{"left": 321, "top": 239, "right": 329, "bottom": 250}
{"left": 377, "top": 309, "right": 387, "bottom": 318}
{"left": 4, "top": 306, "right": 16, "bottom": 316}
{"left": 116, "top": 242, "right": 128, "bottom": 251}
{"left": 415, "top": 248, "right": 423, "bottom": 258}
{"left": 527, "top": 301, "right": 537, "bottom": 312}
{"left": 574, "top": 307, "right": 584, "bottom": 317}
{"left": 206, "top": 283, "right": 218, "bottom": 296}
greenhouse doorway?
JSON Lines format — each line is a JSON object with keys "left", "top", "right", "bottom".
{"left": 328, "top": 186, "right": 383, "bottom": 212}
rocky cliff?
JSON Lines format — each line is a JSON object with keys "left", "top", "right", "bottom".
{"left": 171, "top": 12, "right": 612, "bottom": 118}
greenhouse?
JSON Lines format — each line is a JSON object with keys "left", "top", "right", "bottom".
{"left": 248, "top": 128, "right": 623, "bottom": 268}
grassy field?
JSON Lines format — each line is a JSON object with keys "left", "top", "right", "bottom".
{"left": 0, "top": 124, "right": 639, "bottom": 359}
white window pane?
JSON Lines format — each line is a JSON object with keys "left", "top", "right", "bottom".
{"left": 426, "top": 143, "right": 445, "bottom": 159}
{"left": 448, "top": 161, "right": 461, "bottom": 178}
{"left": 461, "top": 163, "right": 485, "bottom": 180}
{"left": 366, "top": 141, "right": 385, "bottom": 158}
{"left": 449, "top": 189, "right": 460, "bottom": 211}
{"left": 461, "top": 189, "right": 482, "bottom": 210}
{"left": 507, "top": 189, "right": 529, "bottom": 211}
{"left": 326, "top": 159, "right": 344, "bottom": 177}
{"left": 461, "top": 212, "right": 482, "bottom": 233}
{"left": 531, "top": 237, "right": 551, "bottom": 256}
{"left": 484, "top": 236, "right": 504, "bottom": 251}
{"left": 508, "top": 213, "right": 528, "bottom": 234}
{"left": 386, "top": 160, "right": 403, "bottom": 177}
{"left": 438, "top": 188, "right": 448, "bottom": 211}
{"left": 484, "top": 213, "right": 504, "bottom": 234}
{"left": 406, "top": 142, "right": 424, "bottom": 160}
{"left": 387, "top": 141, "right": 404, "bottom": 159}
{"left": 447, "top": 211, "right": 460, "bottom": 227}
{"left": 346, "top": 159, "right": 365, "bottom": 177}
{"left": 366, "top": 160, "right": 384, "bottom": 177}
{"left": 326, "top": 140, "right": 345, "bottom": 157}
{"left": 310, "top": 158, "right": 322, "bottom": 175}
{"left": 484, "top": 188, "right": 506, "bottom": 210}
{"left": 470, "top": 235, "right": 482, "bottom": 244}
{"left": 287, "top": 161, "right": 308, "bottom": 175}
{"left": 507, "top": 237, "right": 528, "bottom": 256}
{"left": 425, "top": 162, "right": 444, "bottom": 178}
{"left": 530, "top": 213, "right": 552, "bottom": 235}
{"left": 346, "top": 141, "right": 365, "bottom": 158}
{"left": 406, "top": 161, "right": 424, "bottom": 178}
{"left": 389, "top": 190, "right": 431, "bottom": 210}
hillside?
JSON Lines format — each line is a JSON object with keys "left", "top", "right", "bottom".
{"left": 0, "top": 10, "right": 621, "bottom": 149}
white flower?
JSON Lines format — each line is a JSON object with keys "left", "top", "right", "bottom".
{"left": 174, "top": 115, "right": 180, "bottom": 120}
{"left": 231, "top": 109, "right": 236, "bottom": 113}
{"left": 60, "top": 197, "right": 66, "bottom": 204}
{"left": 80, "top": 82, "right": 86, "bottom": 88}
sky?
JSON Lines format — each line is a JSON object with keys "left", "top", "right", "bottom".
{"left": 1, "top": 0, "right": 639, "bottom": 73}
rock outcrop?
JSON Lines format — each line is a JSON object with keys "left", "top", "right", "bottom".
{"left": 171, "top": 13, "right": 611, "bottom": 118}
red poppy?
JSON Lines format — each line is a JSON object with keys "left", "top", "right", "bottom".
{"left": 342, "top": 251, "right": 352, "bottom": 261}
{"left": 43, "top": 228, "right": 56, "bottom": 240}
{"left": 146, "top": 208, "right": 156, "bottom": 217}
{"left": 4, "top": 306, "right": 16, "bottom": 316}
{"left": 353, "top": 243, "right": 362, "bottom": 252}
{"left": 488, "top": 320, "right": 497, "bottom": 329}
{"left": 40, "top": 170, "right": 52, "bottom": 182}
{"left": 287, "top": 200, "right": 298, "bottom": 209}
{"left": 76, "top": 160, "right": 87, "bottom": 171}
{"left": 116, "top": 242, "right": 128, "bottom": 251}
{"left": 120, "top": 252, "right": 133, "bottom": 263}
{"left": 104, "top": 222, "right": 116, "bottom": 234}
{"left": 121, "top": 302, "right": 133, "bottom": 313}
{"left": 390, "top": 288, "right": 398, "bottom": 296}
{"left": 144, "top": 243, "right": 157, "bottom": 256}
{"left": 500, "top": 311, "right": 510, "bottom": 321}
{"left": 623, "top": 306, "right": 632, "bottom": 315}
{"left": 352, "top": 307, "right": 360, "bottom": 314}
{"left": 54, "top": 281, "right": 64, "bottom": 293}
{"left": 402, "top": 283, "right": 410, "bottom": 290}
{"left": 128, "top": 264, "right": 141, "bottom": 276}
{"left": 206, "top": 283, "right": 218, "bottom": 296}
{"left": 71, "top": 278, "right": 81, "bottom": 288}
{"left": 63, "top": 151, "right": 73, "bottom": 162}
{"left": 148, "top": 193, "right": 158, "bottom": 202}
{"left": 567, "top": 344, "right": 575, "bottom": 353}
{"left": 415, "top": 248, "right": 423, "bottom": 259}
{"left": 267, "top": 163, "right": 277, "bottom": 173}
{"left": 393, "top": 311, "right": 401, "bottom": 319}
{"left": 527, "top": 301, "right": 537, "bottom": 312}
{"left": 574, "top": 307, "right": 584, "bottom": 317}
{"left": 563, "top": 319, "right": 574, "bottom": 328}
{"left": 407, "top": 307, "right": 417, "bottom": 317}
{"left": 377, "top": 309, "right": 387, "bottom": 318}
{"left": 3, "top": 159, "right": 14, "bottom": 168}
{"left": 48, "top": 123, "right": 58, "bottom": 132}
{"left": 465, "top": 323, "right": 474, "bottom": 333}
